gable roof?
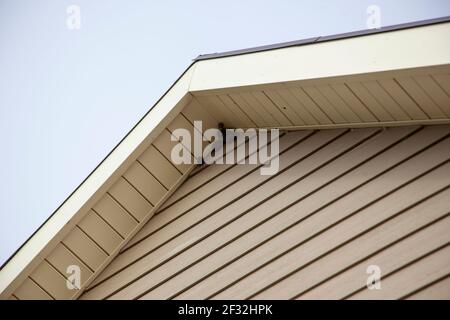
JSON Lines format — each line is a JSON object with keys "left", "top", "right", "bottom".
{"left": 194, "top": 15, "right": 450, "bottom": 61}
{"left": 1, "top": 16, "right": 450, "bottom": 299}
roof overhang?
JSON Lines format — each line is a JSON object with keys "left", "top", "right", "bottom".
{"left": 1, "top": 17, "right": 450, "bottom": 299}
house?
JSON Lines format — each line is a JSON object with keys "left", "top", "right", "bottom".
{"left": 1, "top": 16, "right": 450, "bottom": 300}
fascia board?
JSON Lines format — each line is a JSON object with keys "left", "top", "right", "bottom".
{"left": 189, "top": 22, "right": 450, "bottom": 92}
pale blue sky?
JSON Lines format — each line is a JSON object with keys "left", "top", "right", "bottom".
{"left": 1, "top": 0, "right": 449, "bottom": 265}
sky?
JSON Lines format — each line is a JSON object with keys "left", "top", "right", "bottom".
{"left": 0, "top": 0, "right": 449, "bottom": 266}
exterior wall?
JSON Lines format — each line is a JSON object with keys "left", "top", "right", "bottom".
{"left": 3, "top": 21, "right": 450, "bottom": 298}
{"left": 82, "top": 125, "right": 450, "bottom": 299}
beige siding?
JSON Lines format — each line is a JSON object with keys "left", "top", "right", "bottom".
{"left": 81, "top": 125, "right": 450, "bottom": 300}
{"left": 4, "top": 23, "right": 450, "bottom": 299}
{"left": 406, "top": 276, "right": 450, "bottom": 300}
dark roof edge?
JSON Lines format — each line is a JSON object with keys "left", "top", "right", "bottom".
{"left": 194, "top": 15, "right": 450, "bottom": 61}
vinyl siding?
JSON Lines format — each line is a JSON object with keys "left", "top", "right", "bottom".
{"left": 81, "top": 125, "right": 450, "bottom": 300}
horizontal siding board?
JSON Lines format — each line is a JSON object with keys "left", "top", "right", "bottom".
{"left": 349, "top": 246, "right": 450, "bottom": 300}
{"left": 80, "top": 125, "right": 450, "bottom": 300}
{"left": 300, "top": 209, "right": 450, "bottom": 299}
{"left": 294, "top": 208, "right": 448, "bottom": 300}
{"left": 406, "top": 276, "right": 450, "bottom": 300}
{"left": 262, "top": 192, "right": 450, "bottom": 299}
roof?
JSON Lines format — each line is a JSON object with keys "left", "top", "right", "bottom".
{"left": 1, "top": 17, "right": 450, "bottom": 299}
{"left": 194, "top": 16, "right": 450, "bottom": 61}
